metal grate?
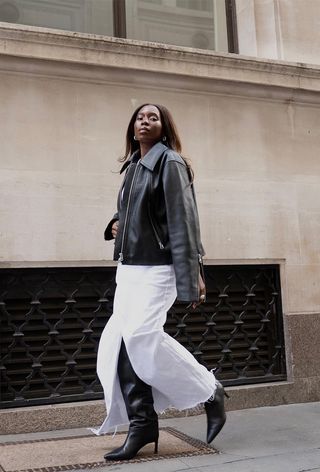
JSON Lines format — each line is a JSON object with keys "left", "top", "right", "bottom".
{"left": 168, "top": 265, "right": 286, "bottom": 386}
{"left": 0, "top": 265, "right": 286, "bottom": 408}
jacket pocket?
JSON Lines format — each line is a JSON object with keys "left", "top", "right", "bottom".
{"left": 148, "top": 209, "right": 165, "bottom": 250}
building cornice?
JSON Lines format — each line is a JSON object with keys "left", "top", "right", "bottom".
{"left": 0, "top": 23, "right": 319, "bottom": 99}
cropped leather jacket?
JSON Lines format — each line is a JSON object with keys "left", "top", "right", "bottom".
{"left": 104, "top": 142, "right": 205, "bottom": 302}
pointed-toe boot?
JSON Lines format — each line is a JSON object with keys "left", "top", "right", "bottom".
{"left": 205, "top": 381, "right": 229, "bottom": 444}
{"left": 103, "top": 422, "right": 158, "bottom": 461}
{"left": 104, "top": 340, "right": 159, "bottom": 461}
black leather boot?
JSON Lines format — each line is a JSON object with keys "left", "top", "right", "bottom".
{"left": 205, "top": 381, "right": 229, "bottom": 444}
{"left": 104, "top": 341, "right": 159, "bottom": 461}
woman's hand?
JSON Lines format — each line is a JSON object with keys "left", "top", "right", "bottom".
{"left": 111, "top": 221, "right": 119, "bottom": 239}
{"left": 188, "top": 273, "right": 206, "bottom": 310}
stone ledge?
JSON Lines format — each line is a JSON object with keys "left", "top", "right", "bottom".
{"left": 0, "top": 22, "right": 319, "bottom": 95}
{"left": 0, "top": 55, "right": 319, "bottom": 107}
{"left": 1, "top": 378, "right": 319, "bottom": 434}
{"left": 0, "top": 258, "right": 285, "bottom": 269}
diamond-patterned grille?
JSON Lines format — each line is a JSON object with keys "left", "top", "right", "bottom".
{"left": 0, "top": 265, "right": 286, "bottom": 408}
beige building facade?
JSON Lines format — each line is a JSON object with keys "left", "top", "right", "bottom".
{"left": 0, "top": 0, "right": 319, "bottom": 432}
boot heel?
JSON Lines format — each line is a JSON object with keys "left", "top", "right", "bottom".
{"left": 154, "top": 439, "right": 159, "bottom": 454}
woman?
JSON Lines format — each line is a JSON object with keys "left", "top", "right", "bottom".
{"left": 94, "top": 104, "right": 227, "bottom": 461}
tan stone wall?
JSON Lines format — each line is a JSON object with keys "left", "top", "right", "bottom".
{"left": 0, "top": 27, "right": 319, "bottom": 414}
{"left": 236, "top": 0, "right": 320, "bottom": 65}
{"left": 2, "top": 72, "right": 320, "bottom": 297}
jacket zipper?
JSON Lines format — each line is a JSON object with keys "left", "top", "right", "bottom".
{"left": 118, "top": 161, "right": 141, "bottom": 262}
{"left": 149, "top": 215, "right": 165, "bottom": 250}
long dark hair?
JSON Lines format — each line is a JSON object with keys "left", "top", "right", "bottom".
{"left": 120, "top": 103, "right": 193, "bottom": 179}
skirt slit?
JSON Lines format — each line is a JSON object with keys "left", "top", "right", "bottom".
{"left": 92, "top": 264, "right": 217, "bottom": 435}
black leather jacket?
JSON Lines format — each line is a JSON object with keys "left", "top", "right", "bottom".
{"left": 104, "top": 142, "right": 205, "bottom": 302}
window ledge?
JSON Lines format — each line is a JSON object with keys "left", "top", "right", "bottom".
{"left": 0, "top": 22, "right": 319, "bottom": 98}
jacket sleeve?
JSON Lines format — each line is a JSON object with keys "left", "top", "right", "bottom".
{"left": 104, "top": 212, "right": 119, "bottom": 240}
{"left": 162, "top": 159, "right": 204, "bottom": 302}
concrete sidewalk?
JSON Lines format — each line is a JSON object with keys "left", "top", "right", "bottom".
{"left": 1, "top": 402, "right": 320, "bottom": 472}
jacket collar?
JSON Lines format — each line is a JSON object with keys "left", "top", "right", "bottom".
{"left": 140, "top": 142, "right": 168, "bottom": 171}
{"left": 120, "top": 142, "right": 168, "bottom": 174}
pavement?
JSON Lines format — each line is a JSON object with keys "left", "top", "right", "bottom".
{"left": 1, "top": 402, "right": 320, "bottom": 472}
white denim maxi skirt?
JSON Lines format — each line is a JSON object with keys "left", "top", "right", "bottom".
{"left": 92, "top": 263, "right": 217, "bottom": 435}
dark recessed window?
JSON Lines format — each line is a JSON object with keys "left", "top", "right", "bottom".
{"left": 0, "top": 0, "right": 238, "bottom": 53}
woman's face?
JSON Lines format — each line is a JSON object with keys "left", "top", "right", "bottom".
{"left": 134, "top": 105, "right": 163, "bottom": 145}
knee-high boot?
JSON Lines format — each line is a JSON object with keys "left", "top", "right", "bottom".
{"left": 104, "top": 340, "right": 159, "bottom": 461}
